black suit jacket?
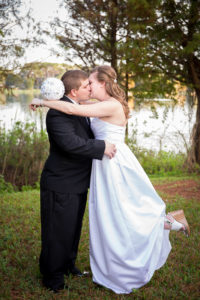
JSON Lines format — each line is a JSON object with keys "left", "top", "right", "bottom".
{"left": 40, "top": 96, "right": 105, "bottom": 193}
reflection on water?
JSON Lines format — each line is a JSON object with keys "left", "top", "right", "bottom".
{"left": 129, "top": 100, "right": 196, "bottom": 153}
{"left": 0, "top": 92, "right": 47, "bottom": 131}
{"left": 0, "top": 93, "right": 197, "bottom": 153}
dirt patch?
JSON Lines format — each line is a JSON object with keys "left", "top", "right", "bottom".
{"left": 154, "top": 179, "right": 200, "bottom": 201}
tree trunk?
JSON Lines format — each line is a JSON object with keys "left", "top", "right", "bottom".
{"left": 109, "top": 0, "right": 118, "bottom": 74}
{"left": 125, "top": 70, "right": 129, "bottom": 137}
{"left": 187, "top": 87, "right": 200, "bottom": 167}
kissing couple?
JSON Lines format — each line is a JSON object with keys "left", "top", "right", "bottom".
{"left": 30, "top": 65, "right": 190, "bottom": 294}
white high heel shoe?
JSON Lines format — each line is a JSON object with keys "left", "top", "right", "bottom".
{"left": 165, "top": 209, "right": 190, "bottom": 237}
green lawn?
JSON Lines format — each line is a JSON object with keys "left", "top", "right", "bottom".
{"left": 0, "top": 176, "right": 199, "bottom": 300}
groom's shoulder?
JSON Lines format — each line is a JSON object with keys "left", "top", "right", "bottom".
{"left": 46, "top": 105, "right": 78, "bottom": 123}
{"left": 46, "top": 107, "right": 72, "bottom": 119}
{"left": 46, "top": 96, "right": 77, "bottom": 121}
{"left": 47, "top": 97, "right": 69, "bottom": 117}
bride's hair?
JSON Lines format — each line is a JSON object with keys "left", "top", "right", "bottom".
{"left": 90, "top": 65, "right": 130, "bottom": 119}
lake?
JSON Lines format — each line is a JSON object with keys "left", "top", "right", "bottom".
{"left": 0, "top": 92, "right": 197, "bottom": 153}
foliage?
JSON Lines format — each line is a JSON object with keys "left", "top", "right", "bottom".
{"left": 51, "top": 0, "right": 174, "bottom": 99}
{"left": 51, "top": 0, "right": 154, "bottom": 99}
{"left": 20, "top": 62, "right": 73, "bottom": 89}
{"left": 0, "top": 114, "right": 199, "bottom": 191}
{"left": 0, "top": 121, "right": 49, "bottom": 189}
{"left": 0, "top": 175, "right": 15, "bottom": 193}
{"left": 128, "top": 0, "right": 200, "bottom": 164}
{"left": 24, "top": 78, "right": 35, "bottom": 90}
{"left": 0, "top": 0, "right": 25, "bottom": 66}
{"left": 52, "top": 0, "right": 200, "bottom": 165}
{"left": 127, "top": 137, "right": 187, "bottom": 175}
{"left": 0, "top": 179, "right": 200, "bottom": 299}
{"left": 1, "top": 62, "right": 74, "bottom": 91}
{"left": 5, "top": 73, "right": 23, "bottom": 89}
{"left": 0, "top": 0, "right": 41, "bottom": 91}
{"left": 53, "top": 0, "right": 200, "bottom": 101}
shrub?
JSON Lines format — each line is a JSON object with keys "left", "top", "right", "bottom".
{"left": 127, "top": 138, "right": 188, "bottom": 176}
{"left": 0, "top": 175, "right": 15, "bottom": 193}
{"left": 0, "top": 121, "right": 49, "bottom": 189}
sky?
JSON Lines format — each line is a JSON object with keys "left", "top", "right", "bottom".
{"left": 22, "top": 0, "right": 67, "bottom": 64}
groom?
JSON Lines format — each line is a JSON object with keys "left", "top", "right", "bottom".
{"left": 39, "top": 69, "right": 116, "bottom": 293}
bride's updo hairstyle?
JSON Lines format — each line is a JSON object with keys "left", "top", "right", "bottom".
{"left": 90, "top": 65, "right": 130, "bottom": 119}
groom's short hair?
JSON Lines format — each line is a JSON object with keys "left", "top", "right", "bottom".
{"left": 61, "top": 70, "right": 88, "bottom": 95}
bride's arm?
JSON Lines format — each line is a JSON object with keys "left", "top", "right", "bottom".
{"left": 31, "top": 98, "right": 119, "bottom": 118}
{"left": 80, "top": 99, "right": 99, "bottom": 105}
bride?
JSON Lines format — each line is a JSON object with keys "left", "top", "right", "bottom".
{"left": 30, "top": 65, "right": 190, "bottom": 294}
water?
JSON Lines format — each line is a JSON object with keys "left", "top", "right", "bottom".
{"left": 129, "top": 100, "right": 196, "bottom": 153}
{"left": 0, "top": 93, "right": 197, "bottom": 153}
{"left": 0, "top": 92, "right": 46, "bottom": 131}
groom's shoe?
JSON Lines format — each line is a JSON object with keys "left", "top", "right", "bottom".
{"left": 50, "top": 284, "right": 68, "bottom": 294}
{"left": 68, "top": 266, "right": 90, "bottom": 277}
{"left": 44, "top": 283, "right": 68, "bottom": 294}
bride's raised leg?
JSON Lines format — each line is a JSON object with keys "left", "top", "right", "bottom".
{"left": 164, "top": 209, "right": 190, "bottom": 237}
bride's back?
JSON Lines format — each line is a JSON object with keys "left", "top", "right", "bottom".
{"left": 99, "top": 98, "right": 127, "bottom": 127}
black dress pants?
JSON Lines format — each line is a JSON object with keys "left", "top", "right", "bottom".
{"left": 39, "top": 188, "right": 87, "bottom": 290}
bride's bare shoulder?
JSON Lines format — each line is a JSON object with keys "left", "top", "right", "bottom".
{"left": 108, "top": 97, "right": 124, "bottom": 109}
{"left": 109, "top": 97, "right": 121, "bottom": 104}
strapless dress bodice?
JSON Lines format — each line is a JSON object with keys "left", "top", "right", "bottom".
{"left": 91, "top": 118, "right": 125, "bottom": 143}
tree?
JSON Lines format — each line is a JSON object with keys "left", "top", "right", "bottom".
{"left": 5, "top": 73, "right": 22, "bottom": 89}
{"left": 128, "top": 0, "right": 200, "bottom": 166}
{"left": 52, "top": 0, "right": 200, "bottom": 166}
{"left": 52, "top": 0, "right": 121, "bottom": 70}
{"left": 51, "top": 0, "right": 154, "bottom": 99}
{"left": 20, "top": 62, "right": 73, "bottom": 89}
{"left": 0, "top": 0, "right": 40, "bottom": 90}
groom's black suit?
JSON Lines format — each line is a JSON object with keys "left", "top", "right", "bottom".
{"left": 39, "top": 96, "right": 105, "bottom": 291}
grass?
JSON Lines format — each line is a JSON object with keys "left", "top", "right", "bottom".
{"left": 0, "top": 175, "right": 200, "bottom": 299}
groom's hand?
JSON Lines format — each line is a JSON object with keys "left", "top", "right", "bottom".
{"left": 104, "top": 141, "right": 117, "bottom": 159}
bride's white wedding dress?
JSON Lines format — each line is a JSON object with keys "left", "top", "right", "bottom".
{"left": 89, "top": 118, "right": 171, "bottom": 294}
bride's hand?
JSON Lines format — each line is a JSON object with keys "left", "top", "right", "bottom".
{"left": 29, "top": 98, "right": 44, "bottom": 111}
